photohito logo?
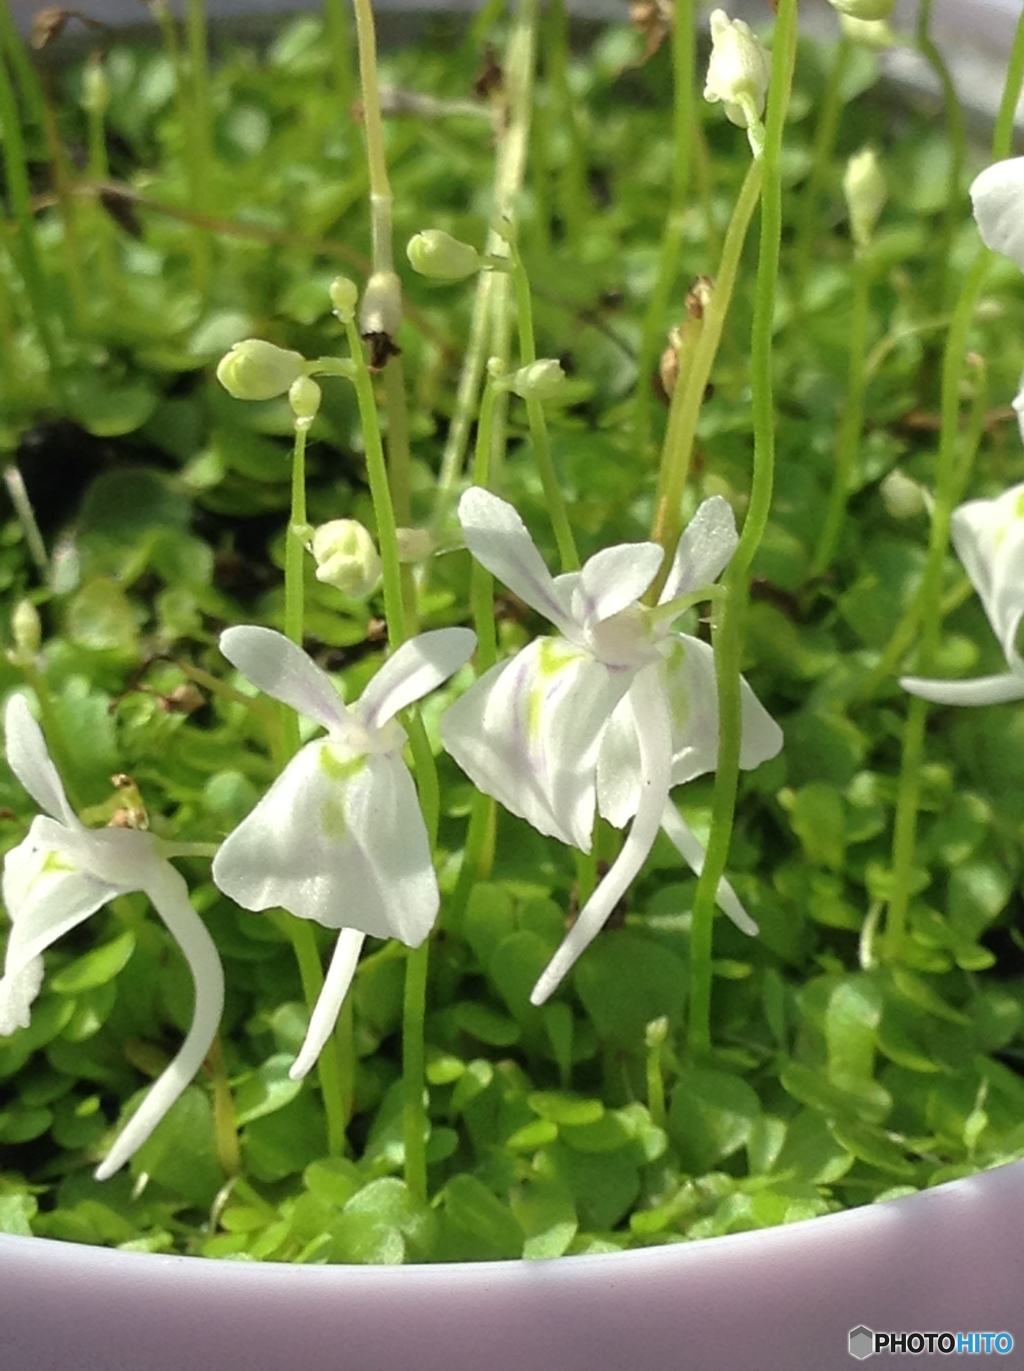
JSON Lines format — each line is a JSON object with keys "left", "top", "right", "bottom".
{"left": 849, "top": 1327, "right": 1015, "bottom": 1358}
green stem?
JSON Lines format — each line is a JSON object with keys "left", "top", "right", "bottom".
{"left": 284, "top": 425, "right": 309, "bottom": 648}
{"left": 433, "top": 2, "right": 532, "bottom": 526}
{"left": 811, "top": 253, "right": 874, "bottom": 576}
{"left": 915, "top": 0, "right": 965, "bottom": 309}
{"left": 511, "top": 253, "right": 579, "bottom": 571}
{"left": 687, "top": 0, "right": 797, "bottom": 1057}
{"left": 154, "top": 0, "right": 211, "bottom": 295}
{"left": 651, "top": 159, "right": 763, "bottom": 571}
{"left": 401, "top": 941, "right": 429, "bottom": 1201}
{"left": 791, "top": 36, "right": 849, "bottom": 313}
{"left": 992, "top": 3, "right": 1024, "bottom": 162}
{"left": 545, "top": 0, "right": 587, "bottom": 247}
{"left": 274, "top": 913, "right": 347, "bottom": 1156}
{"left": 0, "top": 46, "right": 66, "bottom": 403}
{"left": 634, "top": 0, "right": 695, "bottom": 459}
{"left": 344, "top": 316, "right": 407, "bottom": 642}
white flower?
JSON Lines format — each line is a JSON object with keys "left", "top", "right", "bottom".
{"left": 439, "top": 489, "right": 782, "bottom": 1003}
{"left": 704, "top": 10, "right": 770, "bottom": 143}
{"left": 971, "top": 158, "right": 1024, "bottom": 271}
{"left": 211, "top": 625, "right": 475, "bottom": 1079}
{"left": 901, "top": 484, "right": 1024, "bottom": 706}
{"left": 0, "top": 696, "right": 224, "bottom": 1181}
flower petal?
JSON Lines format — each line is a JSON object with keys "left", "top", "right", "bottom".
{"left": 570, "top": 543, "right": 663, "bottom": 629}
{"left": 970, "top": 157, "right": 1024, "bottom": 272}
{"left": 441, "top": 637, "right": 629, "bottom": 851}
{"left": 899, "top": 672, "right": 1024, "bottom": 706}
{"left": 458, "top": 488, "right": 574, "bottom": 634}
{"left": 289, "top": 928, "right": 366, "bottom": 1081}
{"left": 597, "top": 638, "right": 782, "bottom": 824}
{"left": 358, "top": 627, "right": 476, "bottom": 732}
{"left": 659, "top": 803, "right": 757, "bottom": 935}
{"left": 212, "top": 741, "right": 438, "bottom": 943}
{"left": 0, "top": 956, "right": 44, "bottom": 1036}
{"left": 531, "top": 665, "right": 672, "bottom": 1004}
{"left": 950, "top": 486, "right": 1024, "bottom": 668}
{"left": 2, "top": 817, "right": 121, "bottom": 973}
{"left": 659, "top": 496, "right": 739, "bottom": 605}
{"left": 3, "top": 695, "right": 76, "bottom": 825}
{"left": 219, "top": 626, "right": 346, "bottom": 733}
{"left": 94, "top": 861, "right": 224, "bottom": 1180}
{"left": 664, "top": 635, "right": 783, "bottom": 787}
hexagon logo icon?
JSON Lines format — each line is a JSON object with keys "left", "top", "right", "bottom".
{"left": 849, "top": 1326, "right": 875, "bottom": 1360}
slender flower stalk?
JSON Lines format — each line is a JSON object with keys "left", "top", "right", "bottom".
{"left": 651, "top": 160, "right": 763, "bottom": 572}
{"left": 634, "top": 0, "right": 696, "bottom": 458}
{"left": 687, "top": 0, "right": 798, "bottom": 1058}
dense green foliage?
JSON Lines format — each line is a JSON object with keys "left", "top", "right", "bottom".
{"left": 2, "top": 6, "right": 1024, "bottom": 1262}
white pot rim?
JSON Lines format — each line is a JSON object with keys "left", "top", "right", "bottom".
{"left": 2, "top": 1157, "right": 1023, "bottom": 1370}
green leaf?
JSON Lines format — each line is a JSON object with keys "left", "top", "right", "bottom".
{"left": 668, "top": 1067, "right": 761, "bottom": 1173}
{"left": 51, "top": 930, "right": 136, "bottom": 995}
{"left": 574, "top": 931, "right": 686, "bottom": 1051}
{"left": 441, "top": 1174, "right": 523, "bottom": 1260}
{"left": 234, "top": 1053, "right": 303, "bottom": 1125}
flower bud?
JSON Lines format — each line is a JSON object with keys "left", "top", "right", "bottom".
{"left": 289, "top": 376, "right": 322, "bottom": 428}
{"left": 838, "top": 14, "right": 896, "bottom": 47}
{"left": 508, "top": 358, "right": 567, "bottom": 403}
{"left": 395, "top": 527, "right": 438, "bottom": 563}
{"left": 10, "top": 598, "right": 41, "bottom": 660}
{"left": 217, "top": 339, "right": 307, "bottom": 402}
{"left": 329, "top": 276, "right": 359, "bottom": 323}
{"left": 880, "top": 470, "right": 927, "bottom": 520}
{"left": 406, "top": 229, "right": 483, "bottom": 282}
{"left": 828, "top": 0, "right": 894, "bottom": 18}
{"left": 703, "top": 10, "right": 770, "bottom": 133}
{"left": 359, "top": 270, "right": 402, "bottom": 341}
{"left": 311, "top": 520, "right": 382, "bottom": 598}
{"left": 843, "top": 147, "right": 887, "bottom": 249}
{"left": 81, "top": 58, "right": 110, "bottom": 117}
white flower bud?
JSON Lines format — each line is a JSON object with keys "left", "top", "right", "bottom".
{"left": 843, "top": 147, "right": 887, "bottom": 249}
{"left": 217, "top": 339, "right": 307, "bottom": 402}
{"left": 880, "top": 470, "right": 927, "bottom": 520}
{"left": 828, "top": 0, "right": 894, "bottom": 19}
{"left": 508, "top": 359, "right": 567, "bottom": 403}
{"left": 395, "top": 527, "right": 437, "bottom": 564}
{"left": 289, "top": 376, "right": 322, "bottom": 428}
{"left": 329, "top": 277, "right": 359, "bottom": 323}
{"left": 10, "top": 599, "right": 41, "bottom": 659}
{"left": 838, "top": 14, "right": 896, "bottom": 47}
{"left": 359, "top": 270, "right": 402, "bottom": 340}
{"left": 704, "top": 10, "right": 770, "bottom": 133}
{"left": 311, "top": 520, "right": 382, "bottom": 599}
{"left": 406, "top": 229, "right": 483, "bottom": 282}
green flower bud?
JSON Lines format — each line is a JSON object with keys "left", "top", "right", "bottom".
{"left": 311, "top": 520, "right": 382, "bottom": 599}
{"left": 329, "top": 276, "right": 359, "bottom": 323}
{"left": 838, "top": 14, "right": 896, "bottom": 47}
{"left": 81, "top": 58, "right": 110, "bottom": 117}
{"left": 827, "top": 0, "right": 894, "bottom": 19}
{"left": 10, "top": 598, "right": 41, "bottom": 660}
{"left": 395, "top": 527, "right": 437, "bottom": 563}
{"left": 217, "top": 339, "right": 307, "bottom": 401}
{"left": 406, "top": 229, "right": 483, "bottom": 282}
{"left": 880, "top": 470, "right": 927, "bottom": 520}
{"left": 843, "top": 147, "right": 887, "bottom": 249}
{"left": 704, "top": 10, "right": 770, "bottom": 133}
{"left": 508, "top": 358, "right": 567, "bottom": 403}
{"left": 289, "top": 375, "right": 322, "bottom": 427}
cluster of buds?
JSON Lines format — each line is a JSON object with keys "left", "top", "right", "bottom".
{"left": 310, "top": 520, "right": 382, "bottom": 599}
